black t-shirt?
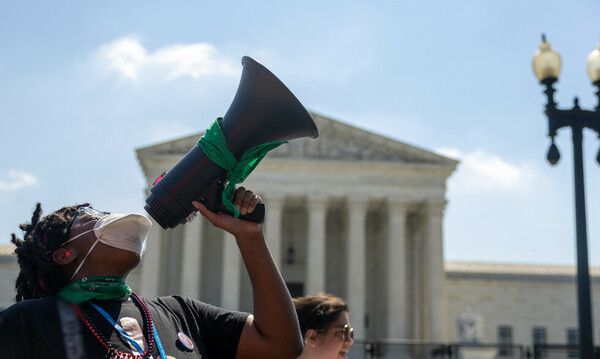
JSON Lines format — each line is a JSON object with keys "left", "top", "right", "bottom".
{"left": 0, "top": 295, "right": 249, "bottom": 359}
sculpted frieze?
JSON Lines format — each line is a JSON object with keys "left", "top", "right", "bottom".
{"left": 265, "top": 114, "right": 452, "bottom": 164}
{"left": 138, "top": 113, "right": 457, "bottom": 167}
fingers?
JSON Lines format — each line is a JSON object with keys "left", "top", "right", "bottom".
{"left": 192, "top": 201, "right": 217, "bottom": 222}
{"left": 193, "top": 200, "right": 230, "bottom": 232}
{"left": 192, "top": 199, "right": 262, "bottom": 238}
{"left": 233, "top": 187, "right": 262, "bottom": 215}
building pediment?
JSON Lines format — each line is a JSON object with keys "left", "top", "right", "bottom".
{"left": 136, "top": 112, "right": 458, "bottom": 167}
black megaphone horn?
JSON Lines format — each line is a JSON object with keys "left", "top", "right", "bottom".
{"left": 144, "top": 56, "right": 319, "bottom": 229}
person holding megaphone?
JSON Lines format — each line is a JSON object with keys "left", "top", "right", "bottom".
{"left": 0, "top": 56, "right": 319, "bottom": 359}
{"left": 1, "top": 187, "right": 303, "bottom": 359}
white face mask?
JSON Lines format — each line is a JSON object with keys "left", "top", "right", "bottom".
{"left": 68, "top": 213, "right": 152, "bottom": 280}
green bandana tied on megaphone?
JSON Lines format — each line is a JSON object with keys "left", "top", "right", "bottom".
{"left": 197, "top": 117, "right": 286, "bottom": 218}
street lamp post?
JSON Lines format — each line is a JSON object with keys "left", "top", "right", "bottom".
{"left": 533, "top": 34, "right": 600, "bottom": 359}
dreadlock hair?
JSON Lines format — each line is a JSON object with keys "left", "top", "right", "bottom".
{"left": 11, "top": 202, "right": 88, "bottom": 302}
{"left": 293, "top": 292, "right": 349, "bottom": 339}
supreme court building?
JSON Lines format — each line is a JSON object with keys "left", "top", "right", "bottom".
{"left": 2, "top": 112, "right": 600, "bottom": 348}
{"left": 134, "top": 112, "right": 600, "bottom": 346}
{"left": 136, "top": 112, "right": 456, "bottom": 342}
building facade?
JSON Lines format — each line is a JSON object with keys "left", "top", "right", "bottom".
{"left": 445, "top": 262, "right": 600, "bottom": 347}
{"left": 1, "top": 113, "right": 599, "bottom": 348}
{"left": 136, "top": 113, "right": 457, "bottom": 341}
{"left": 0, "top": 245, "right": 18, "bottom": 310}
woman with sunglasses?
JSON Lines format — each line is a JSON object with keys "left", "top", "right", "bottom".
{"left": 294, "top": 293, "right": 354, "bottom": 359}
{"left": 0, "top": 187, "right": 303, "bottom": 359}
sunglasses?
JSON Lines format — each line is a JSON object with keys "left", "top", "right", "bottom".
{"left": 317, "top": 324, "right": 354, "bottom": 342}
{"left": 45, "top": 207, "right": 110, "bottom": 254}
{"left": 62, "top": 206, "right": 110, "bottom": 243}
{"left": 69, "top": 207, "right": 110, "bottom": 230}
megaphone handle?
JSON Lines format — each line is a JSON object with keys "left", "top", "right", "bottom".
{"left": 197, "top": 177, "right": 266, "bottom": 224}
{"left": 221, "top": 203, "right": 266, "bottom": 224}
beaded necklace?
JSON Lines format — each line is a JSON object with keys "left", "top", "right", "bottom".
{"left": 70, "top": 292, "right": 155, "bottom": 359}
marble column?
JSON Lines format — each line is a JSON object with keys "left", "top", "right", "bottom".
{"left": 411, "top": 213, "right": 425, "bottom": 340}
{"left": 140, "top": 219, "right": 162, "bottom": 298}
{"left": 264, "top": 194, "right": 285, "bottom": 268}
{"left": 347, "top": 197, "right": 369, "bottom": 338}
{"left": 427, "top": 200, "right": 446, "bottom": 341}
{"left": 387, "top": 199, "right": 408, "bottom": 339}
{"left": 407, "top": 212, "right": 427, "bottom": 339}
{"left": 221, "top": 231, "right": 241, "bottom": 310}
{"left": 180, "top": 217, "right": 203, "bottom": 298}
{"left": 306, "top": 196, "right": 328, "bottom": 294}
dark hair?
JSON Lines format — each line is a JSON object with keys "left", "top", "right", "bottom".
{"left": 293, "top": 292, "right": 349, "bottom": 338}
{"left": 10, "top": 203, "right": 86, "bottom": 302}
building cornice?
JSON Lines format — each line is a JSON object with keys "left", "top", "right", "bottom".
{"left": 445, "top": 261, "right": 600, "bottom": 283}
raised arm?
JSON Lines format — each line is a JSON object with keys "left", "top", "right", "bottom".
{"left": 193, "top": 187, "right": 303, "bottom": 359}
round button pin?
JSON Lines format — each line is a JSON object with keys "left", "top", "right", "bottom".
{"left": 178, "top": 332, "right": 194, "bottom": 351}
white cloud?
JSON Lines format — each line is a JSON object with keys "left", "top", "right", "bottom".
{"left": 436, "top": 148, "right": 532, "bottom": 191}
{"left": 0, "top": 170, "right": 39, "bottom": 191}
{"left": 98, "top": 36, "right": 239, "bottom": 81}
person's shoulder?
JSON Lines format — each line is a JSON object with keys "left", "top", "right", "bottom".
{"left": 144, "top": 294, "right": 209, "bottom": 310}
{"left": 142, "top": 295, "right": 246, "bottom": 318}
{"left": 1, "top": 297, "right": 55, "bottom": 316}
{"left": 0, "top": 297, "right": 57, "bottom": 331}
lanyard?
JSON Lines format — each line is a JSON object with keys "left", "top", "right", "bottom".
{"left": 88, "top": 301, "right": 167, "bottom": 359}
{"left": 57, "top": 299, "right": 86, "bottom": 359}
{"left": 153, "top": 323, "right": 167, "bottom": 358}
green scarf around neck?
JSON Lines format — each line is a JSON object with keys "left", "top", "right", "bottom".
{"left": 197, "top": 117, "right": 286, "bottom": 218}
{"left": 58, "top": 276, "right": 132, "bottom": 305}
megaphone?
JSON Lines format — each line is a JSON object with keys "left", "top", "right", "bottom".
{"left": 145, "top": 56, "right": 319, "bottom": 229}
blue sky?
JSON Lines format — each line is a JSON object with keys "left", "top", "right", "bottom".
{"left": 1, "top": 1, "right": 599, "bottom": 265}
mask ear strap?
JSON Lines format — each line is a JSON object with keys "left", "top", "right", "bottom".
{"left": 70, "top": 238, "right": 99, "bottom": 281}
{"left": 61, "top": 229, "right": 93, "bottom": 247}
